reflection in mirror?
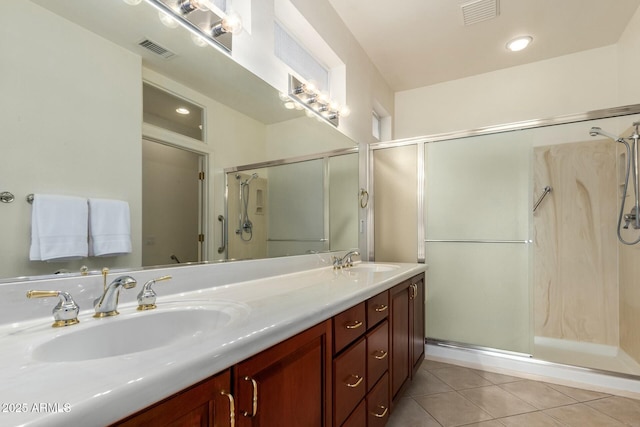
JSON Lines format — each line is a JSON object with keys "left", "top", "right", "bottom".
{"left": 226, "top": 152, "right": 359, "bottom": 260}
{"left": 1, "top": 0, "right": 358, "bottom": 282}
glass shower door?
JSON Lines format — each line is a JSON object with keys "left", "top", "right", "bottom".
{"left": 424, "top": 132, "right": 532, "bottom": 354}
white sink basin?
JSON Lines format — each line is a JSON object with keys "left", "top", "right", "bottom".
{"left": 346, "top": 263, "right": 399, "bottom": 273}
{"left": 31, "top": 301, "right": 250, "bottom": 362}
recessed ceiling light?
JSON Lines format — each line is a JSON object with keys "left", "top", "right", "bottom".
{"left": 176, "top": 107, "right": 190, "bottom": 115}
{"left": 506, "top": 36, "right": 533, "bottom": 52}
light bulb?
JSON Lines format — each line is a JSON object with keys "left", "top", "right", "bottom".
{"left": 278, "top": 92, "right": 289, "bottom": 102}
{"left": 339, "top": 105, "right": 351, "bottom": 117}
{"left": 159, "top": 11, "right": 179, "bottom": 28}
{"left": 176, "top": 107, "right": 190, "bottom": 115}
{"left": 211, "top": 11, "right": 243, "bottom": 37}
{"left": 283, "top": 101, "right": 296, "bottom": 110}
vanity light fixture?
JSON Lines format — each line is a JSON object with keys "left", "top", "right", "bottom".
{"left": 506, "top": 35, "right": 533, "bottom": 52}
{"left": 178, "top": 0, "right": 206, "bottom": 14}
{"left": 144, "top": 0, "right": 239, "bottom": 52}
{"left": 211, "top": 12, "right": 243, "bottom": 37}
{"left": 287, "top": 75, "right": 348, "bottom": 127}
{"left": 176, "top": 107, "right": 190, "bottom": 114}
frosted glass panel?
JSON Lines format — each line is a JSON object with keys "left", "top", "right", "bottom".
{"left": 424, "top": 132, "right": 532, "bottom": 354}
{"left": 425, "top": 132, "right": 531, "bottom": 240}
{"left": 426, "top": 242, "right": 530, "bottom": 353}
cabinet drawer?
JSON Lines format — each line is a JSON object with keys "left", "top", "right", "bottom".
{"left": 341, "top": 400, "right": 365, "bottom": 427}
{"left": 333, "top": 302, "right": 366, "bottom": 354}
{"left": 367, "top": 320, "right": 389, "bottom": 391}
{"left": 333, "top": 337, "right": 366, "bottom": 426}
{"left": 366, "top": 291, "right": 389, "bottom": 327}
{"left": 367, "top": 373, "right": 390, "bottom": 427}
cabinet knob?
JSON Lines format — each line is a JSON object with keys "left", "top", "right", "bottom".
{"left": 370, "top": 405, "right": 389, "bottom": 418}
{"left": 241, "top": 376, "right": 258, "bottom": 418}
{"left": 344, "top": 374, "right": 364, "bottom": 388}
{"left": 220, "top": 391, "right": 236, "bottom": 427}
{"left": 372, "top": 350, "right": 388, "bottom": 360}
{"left": 344, "top": 320, "right": 363, "bottom": 330}
{"left": 374, "top": 304, "right": 388, "bottom": 313}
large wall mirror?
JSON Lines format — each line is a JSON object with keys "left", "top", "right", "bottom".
{"left": 0, "top": 0, "right": 357, "bottom": 282}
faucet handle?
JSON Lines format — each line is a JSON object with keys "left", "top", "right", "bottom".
{"left": 137, "top": 275, "right": 172, "bottom": 311}
{"left": 332, "top": 256, "right": 343, "bottom": 270}
{"left": 26, "top": 290, "right": 80, "bottom": 328}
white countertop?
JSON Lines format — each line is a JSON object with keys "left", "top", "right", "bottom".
{"left": 0, "top": 258, "right": 425, "bottom": 427}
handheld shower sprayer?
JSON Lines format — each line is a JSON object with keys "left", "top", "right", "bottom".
{"left": 235, "top": 172, "right": 259, "bottom": 241}
{"left": 589, "top": 124, "right": 640, "bottom": 244}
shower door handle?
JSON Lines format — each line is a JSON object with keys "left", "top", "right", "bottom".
{"left": 218, "top": 215, "right": 227, "bottom": 254}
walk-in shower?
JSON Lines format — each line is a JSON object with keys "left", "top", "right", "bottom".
{"left": 236, "top": 173, "right": 258, "bottom": 241}
{"left": 590, "top": 123, "right": 640, "bottom": 245}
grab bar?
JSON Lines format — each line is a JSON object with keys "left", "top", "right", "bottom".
{"left": 217, "top": 215, "right": 226, "bottom": 254}
{"left": 533, "top": 186, "right": 552, "bottom": 212}
{"left": 425, "top": 239, "right": 530, "bottom": 244}
{"left": 267, "top": 238, "right": 328, "bottom": 242}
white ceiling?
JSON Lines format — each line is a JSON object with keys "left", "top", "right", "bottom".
{"left": 327, "top": 0, "right": 640, "bottom": 92}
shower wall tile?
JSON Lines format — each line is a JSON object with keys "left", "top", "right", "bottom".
{"left": 619, "top": 242, "right": 640, "bottom": 364}
{"left": 533, "top": 140, "right": 619, "bottom": 346}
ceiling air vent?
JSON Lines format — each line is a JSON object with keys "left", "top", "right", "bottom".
{"left": 137, "top": 38, "right": 175, "bottom": 59}
{"left": 461, "top": 0, "right": 499, "bottom": 26}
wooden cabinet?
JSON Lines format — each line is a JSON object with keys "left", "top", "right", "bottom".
{"left": 332, "top": 290, "right": 391, "bottom": 426}
{"left": 390, "top": 273, "right": 426, "bottom": 404}
{"left": 235, "top": 321, "right": 332, "bottom": 427}
{"left": 111, "top": 272, "right": 424, "bottom": 427}
{"left": 111, "top": 370, "right": 233, "bottom": 427}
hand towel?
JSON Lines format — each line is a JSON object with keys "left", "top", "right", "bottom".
{"left": 89, "top": 198, "right": 132, "bottom": 257}
{"left": 29, "top": 194, "right": 89, "bottom": 261}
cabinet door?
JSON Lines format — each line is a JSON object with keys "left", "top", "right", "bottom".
{"left": 390, "top": 280, "right": 410, "bottom": 400}
{"left": 112, "top": 370, "right": 232, "bottom": 427}
{"left": 411, "top": 275, "right": 425, "bottom": 373}
{"left": 235, "top": 321, "right": 332, "bottom": 427}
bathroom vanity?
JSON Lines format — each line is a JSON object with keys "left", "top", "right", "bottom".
{"left": 0, "top": 255, "right": 425, "bottom": 427}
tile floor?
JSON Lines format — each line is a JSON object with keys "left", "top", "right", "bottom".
{"left": 387, "top": 359, "right": 640, "bottom": 426}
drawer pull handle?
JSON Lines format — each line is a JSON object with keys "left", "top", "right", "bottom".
{"left": 374, "top": 304, "right": 388, "bottom": 312}
{"left": 371, "top": 405, "right": 389, "bottom": 418}
{"left": 345, "top": 320, "right": 363, "bottom": 329}
{"left": 220, "top": 391, "right": 236, "bottom": 427}
{"left": 344, "top": 374, "right": 364, "bottom": 388}
{"left": 242, "top": 376, "right": 258, "bottom": 418}
{"left": 372, "top": 350, "right": 388, "bottom": 360}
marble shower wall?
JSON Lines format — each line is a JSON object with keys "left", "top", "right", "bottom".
{"left": 534, "top": 140, "right": 619, "bottom": 346}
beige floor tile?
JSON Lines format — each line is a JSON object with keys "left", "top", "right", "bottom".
{"left": 499, "top": 411, "right": 568, "bottom": 426}
{"left": 386, "top": 397, "right": 441, "bottom": 427}
{"left": 545, "top": 383, "right": 610, "bottom": 402}
{"left": 544, "top": 403, "right": 626, "bottom": 426}
{"left": 414, "top": 391, "right": 492, "bottom": 427}
{"left": 472, "top": 369, "right": 524, "bottom": 385}
{"left": 459, "top": 385, "right": 537, "bottom": 418}
{"left": 422, "top": 359, "right": 455, "bottom": 371}
{"left": 586, "top": 396, "right": 640, "bottom": 426}
{"left": 460, "top": 421, "right": 505, "bottom": 427}
{"left": 499, "top": 380, "right": 577, "bottom": 409}
{"left": 430, "top": 367, "right": 492, "bottom": 390}
{"left": 406, "top": 369, "right": 454, "bottom": 397}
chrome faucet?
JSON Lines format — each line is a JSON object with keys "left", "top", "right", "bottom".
{"left": 332, "top": 250, "right": 361, "bottom": 269}
{"left": 93, "top": 275, "right": 137, "bottom": 318}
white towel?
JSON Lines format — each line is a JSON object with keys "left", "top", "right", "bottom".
{"left": 29, "top": 194, "right": 89, "bottom": 261}
{"left": 89, "top": 198, "right": 132, "bottom": 257}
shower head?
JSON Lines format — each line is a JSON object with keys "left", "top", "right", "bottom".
{"left": 589, "top": 127, "right": 624, "bottom": 143}
{"left": 242, "top": 173, "right": 258, "bottom": 185}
